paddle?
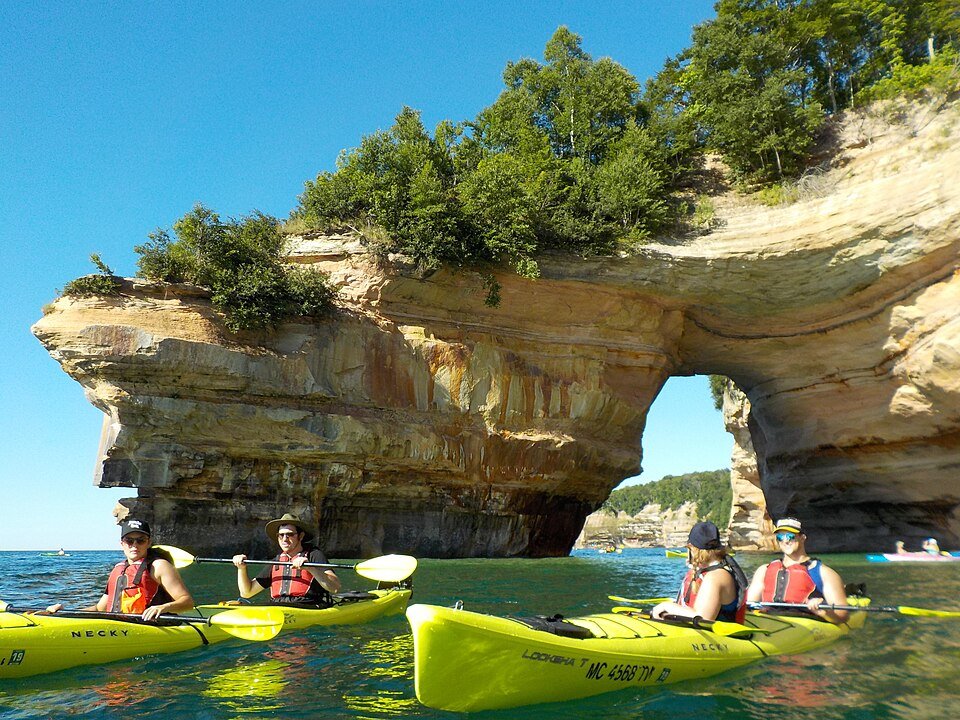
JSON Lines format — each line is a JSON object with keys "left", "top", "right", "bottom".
{"left": 156, "top": 545, "right": 418, "bottom": 584}
{"left": 608, "top": 595, "right": 672, "bottom": 605}
{"left": 750, "top": 601, "right": 960, "bottom": 618}
{"left": 611, "top": 606, "right": 771, "bottom": 637}
{"left": 0, "top": 601, "right": 284, "bottom": 641}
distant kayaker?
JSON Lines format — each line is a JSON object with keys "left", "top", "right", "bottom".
{"left": 746, "top": 517, "right": 849, "bottom": 623}
{"left": 650, "top": 521, "right": 748, "bottom": 623}
{"left": 47, "top": 518, "right": 194, "bottom": 620}
{"left": 232, "top": 512, "right": 341, "bottom": 607}
{"left": 922, "top": 537, "right": 943, "bottom": 555}
{"left": 895, "top": 540, "right": 908, "bottom": 554}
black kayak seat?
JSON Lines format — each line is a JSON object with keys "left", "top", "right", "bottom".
{"left": 333, "top": 591, "right": 379, "bottom": 604}
{"left": 510, "top": 614, "right": 595, "bottom": 639}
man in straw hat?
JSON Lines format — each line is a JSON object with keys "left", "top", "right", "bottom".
{"left": 746, "top": 517, "right": 849, "bottom": 623}
{"left": 232, "top": 512, "right": 341, "bottom": 607}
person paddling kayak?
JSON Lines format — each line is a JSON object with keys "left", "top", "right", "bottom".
{"left": 232, "top": 513, "right": 341, "bottom": 607}
{"left": 746, "top": 517, "right": 849, "bottom": 623}
{"left": 650, "top": 521, "right": 748, "bottom": 623}
{"left": 47, "top": 518, "right": 194, "bottom": 620}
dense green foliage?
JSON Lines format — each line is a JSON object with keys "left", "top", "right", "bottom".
{"left": 682, "top": 0, "right": 959, "bottom": 180}
{"left": 296, "top": 27, "right": 683, "bottom": 286}
{"left": 61, "top": 254, "right": 122, "bottom": 297}
{"left": 293, "top": 3, "right": 958, "bottom": 284}
{"left": 63, "top": 3, "right": 959, "bottom": 318}
{"left": 134, "top": 205, "right": 335, "bottom": 332}
{"left": 709, "top": 375, "right": 728, "bottom": 411}
{"left": 605, "top": 469, "right": 733, "bottom": 525}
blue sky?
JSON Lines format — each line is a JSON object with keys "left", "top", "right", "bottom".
{"left": 0, "top": 1, "right": 727, "bottom": 550}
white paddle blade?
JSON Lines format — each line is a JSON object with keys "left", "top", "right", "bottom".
{"left": 154, "top": 544, "right": 197, "bottom": 569}
{"left": 355, "top": 554, "right": 418, "bottom": 582}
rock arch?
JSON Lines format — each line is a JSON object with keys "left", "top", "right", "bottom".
{"left": 33, "top": 106, "right": 960, "bottom": 555}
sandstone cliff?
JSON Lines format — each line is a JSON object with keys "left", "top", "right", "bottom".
{"left": 33, "top": 102, "right": 960, "bottom": 556}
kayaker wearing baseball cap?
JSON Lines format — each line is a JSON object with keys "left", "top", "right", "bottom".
{"left": 651, "top": 521, "right": 749, "bottom": 623}
{"left": 47, "top": 517, "right": 194, "bottom": 620}
{"left": 746, "top": 517, "right": 849, "bottom": 623}
{"left": 232, "top": 512, "right": 341, "bottom": 607}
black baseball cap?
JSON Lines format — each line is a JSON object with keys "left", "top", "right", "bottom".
{"left": 688, "top": 521, "right": 722, "bottom": 550}
{"left": 120, "top": 519, "right": 152, "bottom": 538}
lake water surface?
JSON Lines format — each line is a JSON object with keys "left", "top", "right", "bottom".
{"left": 1, "top": 548, "right": 959, "bottom": 719}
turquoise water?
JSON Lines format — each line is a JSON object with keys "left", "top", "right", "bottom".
{"left": 2, "top": 548, "right": 959, "bottom": 719}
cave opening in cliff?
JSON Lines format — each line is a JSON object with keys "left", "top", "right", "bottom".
{"left": 618, "top": 374, "right": 733, "bottom": 490}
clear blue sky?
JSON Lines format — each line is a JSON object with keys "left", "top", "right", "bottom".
{"left": 0, "top": 1, "right": 725, "bottom": 550}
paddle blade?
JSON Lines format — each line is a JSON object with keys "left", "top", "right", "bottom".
{"left": 155, "top": 545, "right": 197, "bottom": 569}
{"left": 210, "top": 607, "right": 285, "bottom": 641}
{"left": 896, "top": 606, "right": 960, "bottom": 618}
{"left": 354, "top": 554, "right": 417, "bottom": 583}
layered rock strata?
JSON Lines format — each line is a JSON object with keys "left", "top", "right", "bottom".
{"left": 33, "top": 102, "right": 960, "bottom": 555}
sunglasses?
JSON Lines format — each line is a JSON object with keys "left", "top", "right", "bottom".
{"left": 123, "top": 535, "right": 149, "bottom": 545}
{"left": 775, "top": 532, "right": 798, "bottom": 542}
{"left": 277, "top": 531, "right": 300, "bottom": 539}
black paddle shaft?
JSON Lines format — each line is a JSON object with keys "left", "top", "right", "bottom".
{"left": 201, "top": 557, "right": 349, "bottom": 570}
{"left": 751, "top": 601, "right": 877, "bottom": 612}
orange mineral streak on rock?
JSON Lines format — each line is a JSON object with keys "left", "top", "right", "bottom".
{"left": 32, "top": 102, "right": 960, "bottom": 556}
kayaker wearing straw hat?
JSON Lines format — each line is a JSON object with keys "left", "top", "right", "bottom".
{"left": 232, "top": 513, "right": 341, "bottom": 607}
{"left": 746, "top": 517, "right": 849, "bottom": 623}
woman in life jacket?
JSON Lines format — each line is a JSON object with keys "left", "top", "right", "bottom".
{"left": 47, "top": 518, "right": 194, "bottom": 620}
{"left": 746, "top": 517, "right": 849, "bottom": 623}
{"left": 232, "top": 512, "right": 341, "bottom": 608}
{"left": 651, "top": 521, "right": 748, "bottom": 623}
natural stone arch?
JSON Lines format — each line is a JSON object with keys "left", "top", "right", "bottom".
{"left": 32, "top": 105, "right": 960, "bottom": 556}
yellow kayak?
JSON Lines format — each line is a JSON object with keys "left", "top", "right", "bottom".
{"left": 198, "top": 587, "right": 411, "bottom": 633}
{"left": 1, "top": 588, "right": 410, "bottom": 679}
{"left": 0, "top": 611, "right": 242, "bottom": 680}
{"left": 406, "top": 601, "right": 867, "bottom": 712}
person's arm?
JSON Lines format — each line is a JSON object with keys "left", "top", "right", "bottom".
{"left": 689, "top": 571, "right": 728, "bottom": 622}
{"left": 746, "top": 564, "right": 767, "bottom": 603}
{"left": 232, "top": 555, "right": 265, "bottom": 599}
{"left": 45, "top": 594, "right": 108, "bottom": 614}
{"left": 293, "top": 550, "right": 341, "bottom": 594}
{"left": 649, "top": 600, "right": 690, "bottom": 620}
{"left": 312, "top": 569, "right": 340, "bottom": 594}
{"left": 142, "top": 559, "right": 194, "bottom": 620}
{"left": 807, "top": 565, "right": 849, "bottom": 624}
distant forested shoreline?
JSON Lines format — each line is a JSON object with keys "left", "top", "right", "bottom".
{"left": 604, "top": 469, "right": 733, "bottom": 526}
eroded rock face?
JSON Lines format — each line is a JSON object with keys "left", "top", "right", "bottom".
{"left": 33, "top": 104, "right": 960, "bottom": 555}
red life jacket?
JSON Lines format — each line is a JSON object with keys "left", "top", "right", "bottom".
{"left": 270, "top": 552, "right": 314, "bottom": 599}
{"left": 105, "top": 557, "right": 171, "bottom": 613}
{"left": 678, "top": 559, "right": 747, "bottom": 623}
{"left": 761, "top": 559, "right": 822, "bottom": 603}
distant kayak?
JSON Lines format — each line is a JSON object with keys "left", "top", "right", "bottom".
{"left": 38, "top": 552, "right": 71, "bottom": 557}
{"left": 867, "top": 552, "right": 960, "bottom": 563}
{"left": 665, "top": 549, "right": 686, "bottom": 558}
